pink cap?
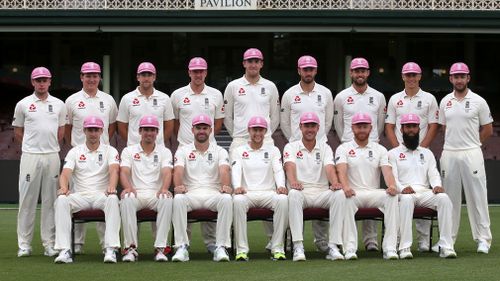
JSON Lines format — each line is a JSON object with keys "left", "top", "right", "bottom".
{"left": 137, "top": 62, "right": 156, "bottom": 74}
{"left": 83, "top": 116, "right": 104, "bottom": 128}
{"left": 139, "top": 115, "right": 160, "bottom": 128}
{"left": 248, "top": 116, "right": 268, "bottom": 129}
{"left": 449, "top": 62, "right": 470, "bottom": 75}
{"left": 80, "top": 62, "right": 101, "bottom": 74}
{"left": 31, "top": 67, "right": 52, "bottom": 79}
{"left": 243, "top": 48, "right": 263, "bottom": 60}
{"left": 188, "top": 57, "right": 208, "bottom": 70}
{"left": 400, "top": 113, "right": 420, "bottom": 125}
{"left": 192, "top": 113, "right": 212, "bottom": 127}
{"left": 351, "top": 112, "right": 372, "bottom": 124}
{"left": 402, "top": 62, "right": 422, "bottom": 74}
{"left": 297, "top": 55, "right": 318, "bottom": 68}
{"left": 300, "top": 112, "right": 320, "bottom": 124}
{"left": 350, "top": 57, "right": 370, "bottom": 70}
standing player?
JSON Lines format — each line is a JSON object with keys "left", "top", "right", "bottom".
{"left": 120, "top": 115, "right": 174, "bottom": 262}
{"left": 224, "top": 48, "right": 280, "bottom": 157}
{"left": 280, "top": 55, "right": 333, "bottom": 252}
{"left": 171, "top": 114, "right": 232, "bottom": 262}
{"left": 53, "top": 116, "right": 120, "bottom": 263}
{"left": 385, "top": 62, "right": 439, "bottom": 251}
{"left": 389, "top": 113, "right": 456, "bottom": 259}
{"left": 232, "top": 116, "right": 288, "bottom": 261}
{"left": 439, "top": 62, "right": 493, "bottom": 254}
{"left": 284, "top": 112, "right": 346, "bottom": 262}
{"left": 336, "top": 113, "right": 399, "bottom": 260}
{"left": 117, "top": 62, "right": 174, "bottom": 147}
{"left": 13, "top": 67, "right": 66, "bottom": 257}
{"left": 333, "top": 57, "right": 387, "bottom": 251}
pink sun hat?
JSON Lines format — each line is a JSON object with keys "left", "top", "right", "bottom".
{"left": 83, "top": 115, "right": 104, "bottom": 128}
{"left": 192, "top": 113, "right": 213, "bottom": 127}
{"left": 351, "top": 112, "right": 372, "bottom": 124}
{"left": 31, "top": 67, "right": 52, "bottom": 79}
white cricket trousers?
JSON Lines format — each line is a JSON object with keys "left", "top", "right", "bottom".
{"left": 172, "top": 191, "right": 232, "bottom": 248}
{"left": 54, "top": 193, "right": 121, "bottom": 250}
{"left": 120, "top": 191, "right": 173, "bottom": 249}
{"left": 233, "top": 191, "right": 288, "bottom": 254}
{"left": 344, "top": 189, "right": 398, "bottom": 252}
{"left": 17, "top": 152, "right": 59, "bottom": 250}
{"left": 440, "top": 148, "right": 492, "bottom": 246}
{"left": 399, "top": 191, "right": 454, "bottom": 250}
{"left": 288, "top": 188, "right": 346, "bottom": 247}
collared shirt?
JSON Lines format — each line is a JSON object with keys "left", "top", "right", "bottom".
{"left": 117, "top": 87, "right": 175, "bottom": 146}
{"left": 65, "top": 89, "right": 118, "bottom": 147}
{"left": 231, "top": 143, "right": 285, "bottom": 192}
{"left": 12, "top": 93, "right": 67, "bottom": 153}
{"left": 388, "top": 144, "right": 441, "bottom": 192}
{"left": 280, "top": 82, "right": 334, "bottom": 142}
{"left": 223, "top": 75, "right": 280, "bottom": 139}
{"left": 174, "top": 142, "right": 230, "bottom": 191}
{"left": 120, "top": 143, "right": 173, "bottom": 191}
{"left": 439, "top": 90, "right": 493, "bottom": 150}
{"left": 333, "top": 85, "right": 386, "bottom": 143}
{"left": 171, "top": 84, "right": 224, "bottom": 146}
{"left": 386, "top": 89, "right": 439, "bottom": 143}
{"left": 283, "top": 140, "right": 335, "bottom": 189}
{"left": 63, "top": 143, "right": 120, "bottom": 193}
{"left": 335, "top": 140, "right": 389, "bottom": 190}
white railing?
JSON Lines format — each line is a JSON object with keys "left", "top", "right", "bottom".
{"left": 0, "top": 0, "right": 499, "bottom": 10}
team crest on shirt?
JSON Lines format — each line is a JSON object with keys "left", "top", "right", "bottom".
{"left": 79, "top": 154, "right": 87, "bottom": 162}
{"left": 315, "top": 152, "right": 321, "bottom": 164}
{"left": 346, "top": 96, "right": 354, "bottom": 104}
{"left": 207, "top": 153, "right": 214, "bottom": 165}
{"left": 132, "top": 98, "right": 140, "bottom": 106}
{"left": 465, "top": 101, "right": 471, "bottom": 113}
{"left": 204, "top": 97, "right": 210, "bottom": 109}
{"left": 133, "top": 153, "right": 141, "bottom": 161}
{"left": 183, "top": 97, "right": 191, "bottom": 105}
{"left": 29, "top": 104, "right": 37, "bottom": 112}
{"left": 399, "top": 153, "right": 406, "bottom": 160}
{"left": 417, "top": 101, "right": 422, "bottom": 109}
{"left": 78, "top": 101, "right": 85, "bottom": 109}
{"left": 48, "top": 104, "right": 53, "bottom": 113}
{"left": 348, "top": 149, "right": 356, "bottom": 157}
{"left": 368, "top": 97, "right": 374, "bottom": 105}
{"left": 97, "top": 153, "right": 103, "bottom": 166}
{"left": 294, "top": 96, "right": 301, "bottom": 103}
{"left": 317, "top": 95, "right": 322, "bottom": 106}
{"left": 368, "top": 150, "right": 374, "bottom": 161}
{"left": 396, "top": 100, "right": 404, "bottom": 107}
{"left": 153, "top": 98, "right": 158, "bottom": 107}
{"left": 242, "top": 151, "right": 249, "bottom": 159}
{"left": 153, "top": 154, "right": 159, "bottom": 165}
{"left": 263, "top": 151, "right": 270, "bottom": 163}
{"left": 296, "top": 151, "right": 303, "bottom": 159}
{"left": 238, "top": 88, "right": 246, "bottom": 95}
{"left": 419, "top": 153, "right": 425, "bottom": 164}
{"left": 188, "top": 152, "right": 196, "bottom": 161}
{"left": 99, "top": 101, "right": 105, "bottom": 112}
{"left": 261, "top": 87, "right": 266, "bottom": 95}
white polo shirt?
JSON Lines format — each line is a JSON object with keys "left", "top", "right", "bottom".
{"left": 280, "top": 82, "right": 334, "bottom": 142}
{"left": 66, "top": 90, "right": 118, "bottom": 147}
{"left": 117, "top": 88, "right": 175, "bottom": 146}
{"left": 174, "top": 142, "right": 230, "bottom": 192}
{"left": 121, "top": 143, "right": 173, "bottom": 191}
{"left": 12, "top": 93, "right": 67, "bottom": 154}
{"left": 223, "top": 76, "right": 280, "bottom": 139}
{"left": 385, "top": 89, "right": 439, "bottom": 143}
{"left": 171, "top": 84, "right": 224, "bottom": 146}
{"left": 231, "top": 143, "right": 285, "bottom": 192}
{"left": 388, "top": 145, "right": 441, "bottom": 192}
{"left": 283, "top": 140, "right": 334, "bottom": 189}
{"left": 335, "top": 140, "right": 389, "bottom": 190}
{"left": 63, "top": 143, "right": 120, "bottom": 194}
{"left": 333, "top": 85, "right": 386, "bottom": 143}
{"left": 439, "top": 90, "right": 493, "bottom": 151}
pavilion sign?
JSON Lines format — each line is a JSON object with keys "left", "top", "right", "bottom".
{"left": 194, "top": 0, "right": 257, "bottom": 10}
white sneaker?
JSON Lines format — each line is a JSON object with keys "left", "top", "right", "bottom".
{"left": 399, "top": 248, "right": 413, "bottom": 259}
{"left": 122, "top": 247, "right": 138, "bottom": 262}
{"left": 344, "top": 249, "right": 358, "bottom": 260}
{"left": 431, "top": 244, "right": 440, "bottom": 253}
{"left": 293, "top": 246, "right": 306, "bottom": 262}
{"left": 477, "top": 241, "right": 489, "bottom": 254}
{"left": 365, "top": 242, "right": 379, "bottom": 252}
{"left": 54, "top": 249, "right": 73, "bottom": 264}
{"left": 74, "top": 244, "right": 84, "bottom": 255}
{"left": 440, "top": 248, "right": 457, "bottom": 258}
{"left": 326, "top": 246, "right": 344, "bottom": 261}
{"left": 154, "top": 248, "right": 168, "bottom": 262}
{"left": 315, "top": 240, "right": 330, "bottom": 253}
{"left": 17, "top": 248, "right": 31, "bottom": 257}
{"left": 417, "top": 242, "right": 430, "bottom": 252}
{"left": 213, "top": 246, "right": 230, "bottom": 262}
{"left": 172, "top": 245, "right": 189, "bottom": 262}
{"left": 383, "top": 250, "right": 399, "bottom": 260}
{"left": 44, "top": 247, "right": 59, "bottom": 257}
{"left": 265, "top": 241, "right": 272, "bottom": 252}
{"left": 103, "top": 248, "right": 117, "bottom": 263}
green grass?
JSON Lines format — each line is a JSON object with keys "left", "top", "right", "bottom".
{"left": 0, "top": 206, "right": 498, "bottom": 281}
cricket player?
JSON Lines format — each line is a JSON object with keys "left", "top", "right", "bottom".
{"left": 13, "top": 67, "right": 66, "bottom": 257}
{"left": 280, "top": 55, "right": 333, "bottom": 252}
{"left": 65, "top": 61, "right": 118, "bottom": 253}
{"left": 439, "top": 62, "right": 493, "bottom": 254}
{"left": 223, "top": 48, "right": 280, "bottom": 157}
{"left": 333, "top": 57, "right": 387, "bottom": 251}
{"left": 171, "top": 114, "right": 233, "bottom": 262}
{"left": 232, "top": 116, "right": 288, "bottom": 261}
{"left": 120, "top": 115, "right": 174, "bottom": 262}
{"left": 388, "top": 113, "right": 456, "bottom": 259}
{"left": 284, "top": 112, "right": 346, "bottom": 262}
{"left": 385, "top": 62, "right": 439, "bottom": 251}
{"left": 336, "top": 112, "right": 399, "bottom": 260}
{"left": 117, "top": 62, "right": 175, "bottom": 147}
{"left": 53, "top": 116, "right": 121, "bottom": 264}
